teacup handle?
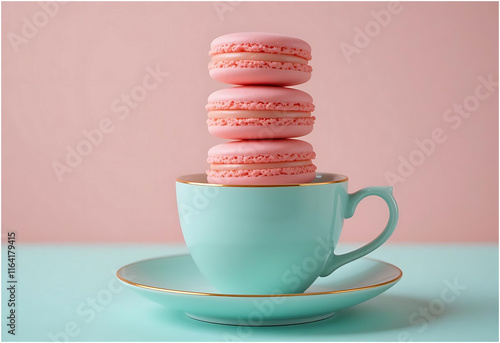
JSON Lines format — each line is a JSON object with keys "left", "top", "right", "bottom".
{"left": 319, "top": 186, "right": 399, "bottom": 277}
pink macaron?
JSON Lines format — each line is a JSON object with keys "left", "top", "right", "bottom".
{"left": 206, "top": 86, "right": 315, "bottom": 140}
{"left": 206, "top": 139, "right": 317, "bottom": 185}
{"left": 209, "top": 32, "right": 312, "bottom": 86}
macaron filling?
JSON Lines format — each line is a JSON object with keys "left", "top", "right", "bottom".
{"left": 207, "top": 110, "right": 311, "bottom": 119}
{"left": 211, "top": 52, "right": 308, "bottom": 64}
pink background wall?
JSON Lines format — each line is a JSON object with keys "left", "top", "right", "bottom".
{"left": 2, "top": 2, "right": 498, "bottom": 243}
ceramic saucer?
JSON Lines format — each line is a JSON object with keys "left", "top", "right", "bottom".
{"left": 116, "top": 254, "right": 402, "bottom": 326}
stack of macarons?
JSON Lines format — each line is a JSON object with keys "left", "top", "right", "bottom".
{"left": 206, "top": 32, "right": 317, "bottom": 185}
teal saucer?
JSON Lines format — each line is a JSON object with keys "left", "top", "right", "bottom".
{"left": 116, "top": 254, "right": 402, "bottom": 326}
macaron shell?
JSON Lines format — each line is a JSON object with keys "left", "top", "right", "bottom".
{"left": 208, "top": 124, "right": 313, "bottom": 139}
{"left": 207, "top": 171, "right": 317, "bottom": 185}
{"left": 209, "top": 68, "right": 311, "bottom": 86}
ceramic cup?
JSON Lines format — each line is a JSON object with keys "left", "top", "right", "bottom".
{"left": 176, "top": 173, "right": 398, "bottom": 295}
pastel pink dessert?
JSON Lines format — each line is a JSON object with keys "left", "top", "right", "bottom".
{"left": 206, "top": 139, "right": 317, "bottom": 185}
{"left": 209, "top": 32, "right": 312, "bottom": 86}
{"left": 206, "top": 86, "right": 315, "bottom": 140}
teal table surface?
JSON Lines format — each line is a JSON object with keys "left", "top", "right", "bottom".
{"left": 1, "top": 243, "right": 498, "bottom": 342}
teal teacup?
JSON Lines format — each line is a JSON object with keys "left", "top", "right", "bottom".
{"left": 176, "top": 173, "right": 398, "bottom": 295}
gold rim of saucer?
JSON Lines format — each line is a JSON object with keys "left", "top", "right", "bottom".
{"left": 116, "top": 255, "right": 403, "bottom": 298}
{"left": 176, "top": 172, "right": 349, "bottom": 187}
